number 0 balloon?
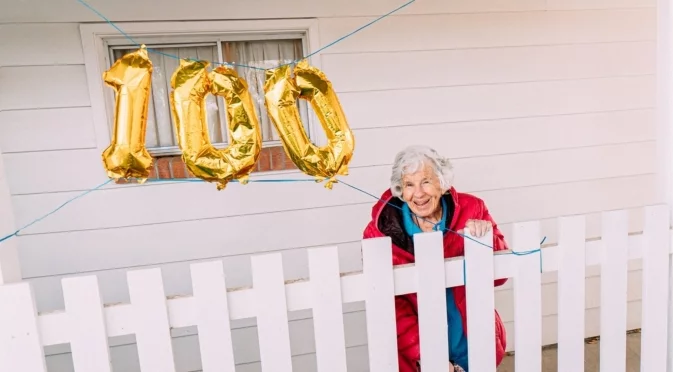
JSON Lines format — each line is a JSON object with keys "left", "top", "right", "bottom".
{"left": 169, "top": 60, "right": 262, "bottom": 190}
{"left": 263, "top": 60, "right": 355, "bottom": 189}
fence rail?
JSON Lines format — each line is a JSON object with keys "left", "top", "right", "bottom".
{"left": 0, "top": 205, "right": 672, "bottom": 371}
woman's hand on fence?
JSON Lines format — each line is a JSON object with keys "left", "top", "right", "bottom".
{"left": 464, "top": 219, "right": 492, "bottom": 238}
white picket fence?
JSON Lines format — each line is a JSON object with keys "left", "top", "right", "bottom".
{"left": 1, "top": 205, "right": 672, "bottom": 371}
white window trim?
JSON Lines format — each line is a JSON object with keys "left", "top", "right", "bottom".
{"left": 80, "top": 19, "right": 325, "bottom": 159}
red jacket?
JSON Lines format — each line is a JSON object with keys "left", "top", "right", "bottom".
{"left": 362, "top": 187, "right": 508, "bottom": 371}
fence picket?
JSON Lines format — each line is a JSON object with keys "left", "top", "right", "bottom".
{"left": 512, "top": 221, "right": 542, "bottom": 372}
{"left": 127, "top": 268, "right": 176, "bottom": 372}
{"left": 463, "top": 230, "right": 496, "bottom": 372}
{"left": 62, "top": 276, "right": 111, "bottom": 372}
{"left": 308, "top": 246, "right": 348, "bottom": 372}
{"left": 557, "top": 216, "right": 585, "bottom": 372}
{"left": 599, "top": 210, "right": 628, "bottom": 372}
{"left": 362, "top": 236, "right": 399, "bottom": 372}
{"left": 640, "top": 205, "right": 671, "bottom": 372}
{"left": 414, "top": 231, "right": 449, "bottom": 370}
{"left": 191, "top": 261, "right": 236, "bottom": 372}
{"left": 0, "top": 282, "right": 47, "bottom": 372}
{"left": 251, "top": 253, "right": 293, "bottom": 372}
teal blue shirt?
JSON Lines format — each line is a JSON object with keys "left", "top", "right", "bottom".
{"left": 401, "top": 199, "right": 469, "bottom": 370}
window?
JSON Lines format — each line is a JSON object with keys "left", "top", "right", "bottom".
{"left": 81, "top": 20, "right": 321, "bottom": 179}
{"left": 109, "top": 38, "right": 310, "bottom": 155}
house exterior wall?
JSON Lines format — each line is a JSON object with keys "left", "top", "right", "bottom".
{"left": 0, "top": 143, "right": 22, "bottom": 284}
{"left": 0, "top": 0, "right": 657, "bottom": 370}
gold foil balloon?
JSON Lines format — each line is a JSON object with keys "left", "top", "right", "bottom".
{"left": 101, "top": 45, "right": 154, "bottom": 181}
{"left": 263, "top": 60, "right": 355, "bottom": 189}
{"left": 169, "top": 60, "right": 262, "bottom": 190}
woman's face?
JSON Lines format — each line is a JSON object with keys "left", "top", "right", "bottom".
{"left": 401, "top": 163, "right": 444, "bottom": 219}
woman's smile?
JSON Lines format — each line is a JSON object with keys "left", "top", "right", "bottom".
{"left": 412, "top": 198, "right": 431, "bottom": 209}
{"left": 402, "top": 164, "right": 443, "bottom": 220}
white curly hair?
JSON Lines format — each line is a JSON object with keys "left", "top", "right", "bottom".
{"left": 389, "top": 145, "right": 454, "bottom": 199}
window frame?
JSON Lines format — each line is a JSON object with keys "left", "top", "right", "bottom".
{"left": 80, "top": 19, "right": 325, "bottom": 161}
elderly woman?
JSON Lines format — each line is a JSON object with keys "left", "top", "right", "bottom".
{"left": 363, "top": 145, "right": 508, "bottom": 372}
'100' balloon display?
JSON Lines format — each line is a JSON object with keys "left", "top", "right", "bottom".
{"left": 101, "top": 45, "right": 355, "bottom": 190}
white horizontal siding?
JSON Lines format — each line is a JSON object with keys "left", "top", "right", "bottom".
{"left": 3, "top": 0, "right": 654, "bottom": 24}
{"left": 0, "top": 66, "right": 90, "bottom": 111}
{"left": 0, "top": 2, "right": 659, "bottom": 369}
{"left": 1, "top": 106, "right": 656, "bottom": 162}
{"left": 0, "top": 23, "right": 84, "bottom": 67}
{"left": 1, "top": 0, "right": 547, "bottom": 24}
{"left": 340, "top": 75, "right": 654, "bottom": 130}
{"left": 0, "top": 66, "right": 654, "bottom": 127}
{"left": 1, "top": 76, "right": 655, "bottom": 194}
{"left": 0, "top": 108, "right": 96, "bottom": 153}
{"left": 9, "top": 141, "right": 656, "bottom": 233}
{"left": 547, "top": 0, "right": 655, "bottom": 10}
{"left": 353, "top": 109, "right": 656, "bottom": 165}
{"left": 323, "top": 41, "right": 655, "bottom": 92}
{"left": 16, "top": 174, "right": 656, "bottom": 279}
{"left": 318, "top": 8, "right": 655, "bottom": 54}
{"left": 0, "top": 23, "right": 657, "bottom": 80}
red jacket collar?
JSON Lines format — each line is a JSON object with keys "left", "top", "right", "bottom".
{"left": 370, "top": 187, "right": 462, "bottom": 231}
{"left": 365, "top": 187, "right": 463, "bottom": 265}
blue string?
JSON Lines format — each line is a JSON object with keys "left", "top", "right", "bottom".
{"left": 151, "top": 177, "right": 545, "bottom": 262}
{"left": 0, "top": 179, "right": 113, "bottom": 243}
{"left": 337, "top": 180, "right": 546, "bottom": 250}
{"left": 0, "top": 175, "right": 546, "bottom": 283}
{"left": 75, "top": 0, "right": 416, "bottom": 71}
{"left": 0, "top": 177, "right": 318, "bottom": 242}
{"left": 151, "top": 177, "right": 546, "bottom": 260}
{"left": 337, "top": 179, "right": 546, "bottom": 281}
{"left": 300, "top": 0, "right": 416, "bottom": 63}
{"left": 146, "top": 177, "right": 317, "bottom": 184}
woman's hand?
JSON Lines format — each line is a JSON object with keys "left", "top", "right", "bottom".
{"left": 464, "top": 219, "right": 492, "bottom": 238}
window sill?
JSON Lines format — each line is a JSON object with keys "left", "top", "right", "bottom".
{"left": 114, "top": 145, "right": 296, "bottom": 184}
